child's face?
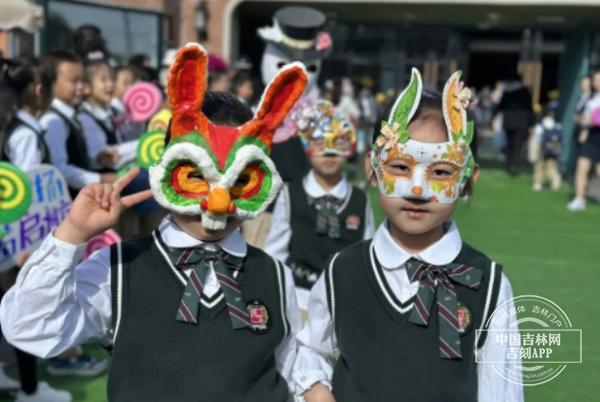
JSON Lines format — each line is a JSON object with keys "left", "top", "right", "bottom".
{"left": 54, "top": 61, "right": 84, "bottom": 106}
{"left": 310, "top": 154, "right": 347, "bottom": 178}
{"left": 171, "top": 213, "right": 242, "bottom": 242}
{"left": 114, "top": 69, "right": 134, "bottom": 100}
{"left": 237, "top": 81, "right": 254, "bottom": 100}
{"left": 209, "top": 74, "right": 231, "bottom": 92}
{"left": 369, "top": 118, "right": 477, "bottom": 236}
{"left": 87, "top": 64, "right": 114, "bottom": 106}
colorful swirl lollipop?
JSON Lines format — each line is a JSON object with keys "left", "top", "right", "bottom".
{"left": 123, "top": 81, "right": 163, "bottom": 123}
{"left": 137, "top": 130, "right": 166, "bottom": 169}
{"left": 83, "top": 229, "right": 121, "bottom": 260}
{"left": 0, "top": 162, "right": 32, "bottom": 234}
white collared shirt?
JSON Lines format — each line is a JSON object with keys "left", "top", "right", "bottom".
{"left": 110, "top": 97, "right": 125, "bottom": 115}
{"left": 4, "top": 110, "right": 44, "bottom": 170}
{"left": 77, "top": 101, "right": 137, "bottom": 168}
{"left": 292, "top": 221, "right": 524, "bottom": 402}
{"left": 0, "top": 216, "right": 301, "bottom": 388}
{"left": 265, "top": 170, "right": 375, "bottom": 309}
{"left": 40, "top": 98, "right": 100, "bottom": 188}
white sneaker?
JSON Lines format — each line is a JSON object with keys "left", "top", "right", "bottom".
{"left": 0, "top": 367, "right": 19, "bottom": 390}
{"left": 567, "top": 197, "right": 586, "bottom": 211}
{"left": 14, "top": 382, "right": 72, "bottom": 402}
{"left": 533, "top": 183, "right": 543, "bottom": 191}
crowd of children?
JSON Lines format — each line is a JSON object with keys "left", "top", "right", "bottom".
{"left": 0, "top": 38, "right": 526, "bottom": 402}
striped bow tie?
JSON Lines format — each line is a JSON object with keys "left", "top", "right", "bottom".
{"left": 405, "top": 258, "right": 483, "bottom": 360}
{"left": 308, "top": 195, "right": 343, "bottom": 239}
{"left": 171, "top": 244, "right": 250, "bottom": 329}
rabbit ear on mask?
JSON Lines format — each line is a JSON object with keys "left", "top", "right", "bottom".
{"left": 239, "top": 62, "right": 308, "bottom": 149}
{"left": 442, "top": 70, "right": 474, "bottom": 145}
{"left": 167, "top": 43, "right": 210, "bottom": 139}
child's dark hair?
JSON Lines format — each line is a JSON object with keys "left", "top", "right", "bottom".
{"left": 39, "top": 49, "right": 81, "bottom": 102}
{"left": 232, "top": 71, "right": 253, "bottom": 90}
{"left": 0, "top": 56, "right": 41, "bottom": 108}
{"left": 83, "top": 59, "right": 111, "bottom": 84}
{"left": 0, "top": 82, "right": 16, "bottom": 135}
{"left": 114, "top": 64, "right": 136, "bottom": 79}
{"left": 73, "top": 25, "right": 110, "bottom": 62}
{"left": 372, "top": 90, "right": 445, "bottom": 145}
{"left": 164, "top": 91, "right": 253, "bottom": 145}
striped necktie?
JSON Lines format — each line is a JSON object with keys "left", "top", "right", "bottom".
{"left": 404, "top": 258, "right": 483, "bottom": 359}
{"left": 308, "top": 194, "right": 343, "bottom": 239}
{"left": 172, "top": 244, "right": 250, "bottom": 329}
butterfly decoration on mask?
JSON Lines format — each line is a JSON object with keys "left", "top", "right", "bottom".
{"left": 149, "top": 43, "right": 307, "bottom": 230}
{"left": 371, "top": 68, "right": 475, "bottom": 204}
{"left": 294, "top": 100, "right": 356, "bottom": 157}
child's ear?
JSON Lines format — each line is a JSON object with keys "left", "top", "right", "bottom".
{"left": 34, "top": 83, "right": 43, "bottom": 99}
{"left": 364, "top": 152, "right": 378, "bottom": 188}
{"left": 471, "top": 164, "right": 480, "bottom": 185}
{"left": 461, "top": 164, "right": 480, "bottom": 197}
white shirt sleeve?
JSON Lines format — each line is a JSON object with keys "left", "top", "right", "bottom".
{"left": 363, "top": 198, "right": 376, "bottom": 240}
{"left": 274, "top": 263, "right": 302, "bottom": 389}
{"left": 6, "top": 126, "right": 42, "bottom": 170}
{"left": 0, "top": 233, "right": 113, "bottom": 358}
{"left": 292, "top": 274, "right": 337, "bottom": 398}
{"left": 264, "top": 186, "right": 292, "bottom": 264}
{"left": 477, "top": 273, "right": 524, "bottom": 402}
{"left": 42, "top": 114, "right": 101, "bottom": 189}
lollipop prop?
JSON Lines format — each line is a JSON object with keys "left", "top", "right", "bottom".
{"left": 137, "top": 131, "right": 166, "bottom": 169}
{"left": 83, "top": 229, "right": 121, "bottom": 260}
{"left": 0, "top": 164, "right": 72, "bottom": 271}
{"left": 0, "top": 162, "right": 32, "bottom": 237}
{"left": 123, "top": 82, "right": 163, "bottom": 123}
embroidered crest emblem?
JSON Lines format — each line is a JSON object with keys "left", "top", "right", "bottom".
{"left": 457, "top": 301, "right": 472, "bottom": 335}
{"left": 246, "top": 300, "right": 270, "bottom": 334}
{"left": 345, "top": 214, "right": 361, "bottom": 230}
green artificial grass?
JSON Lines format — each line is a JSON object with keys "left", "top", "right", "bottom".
{"left": 1, "top": 167, "right": 597, "bottom": 401}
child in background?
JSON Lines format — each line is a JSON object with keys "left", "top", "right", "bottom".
{"left": 0, "top": 55, "right": 72, "bottom": 402}
{"left": 265, "top": 100, "right": 375, "bottom": 310}
{"left": 78, "top": 59, "right": 137, "bottom": 171}
{"left": 231, "top": 70, "right": 255, "bottom": 106}
{"left": 0, "top": 43, "right": 307, "bottom": 402}
{"left": 295, "top": 70, "right": 522, "bottom": 402}
{"left": 0, "top": 56, "right": 49, "bottom": 168}
{"left": 39, "top": 50, "right": 115, "bottom": 196}
{"left": 111, "top": 65, "right": 143, "bottom": 142}
{"left": 530, "top": 103, "right": 562, "bottom": 191}
{"left": 111, "top": 65, "right": 135, "bottom": 117}
{"left": 38, "top": 50, "right": 110, "bottom": 378}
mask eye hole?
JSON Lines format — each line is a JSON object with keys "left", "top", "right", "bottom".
{"left": 171, "top": 161, "right": 210, "bottom": 198}
{"left": 426, "top": 161, "right": 460, "bottom": 182}
{"left": 277, "top": 61, "right": 289, "bottom": 69}
{"left": 230, "top": 163, "right": 265, "bottom": 199}
{"left": 383, "top": 157, "right": 414, "bottom": 178}
{"left": 306, "top": 64, "right": 318, "bottom": 73}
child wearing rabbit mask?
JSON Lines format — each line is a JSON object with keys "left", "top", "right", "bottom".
{"left": 0, "top": 43, "right": 308, "bottom": 402}
{"left": 293, "top": 69, "right": 523, "bottom": 402}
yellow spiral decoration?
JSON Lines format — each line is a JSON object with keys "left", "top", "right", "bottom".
{"left": 0, "top": 162, "right": 32, "bottom": 224}
{"left": 137, "top": 131, "right": 166, "bottom": 169}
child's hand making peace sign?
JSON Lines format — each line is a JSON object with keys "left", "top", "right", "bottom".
{"left": 55, "top": 167, "right": 153, "bottom": 245}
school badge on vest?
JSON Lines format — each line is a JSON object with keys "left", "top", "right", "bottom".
{"left": 345, "top": 214, "right": 361, "bottom": 231}
{"left": 246, "top": 300, "right": 270, "bottom": 334}
{"left": 457, "top": 301, "right": 472, "bottom": 335}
